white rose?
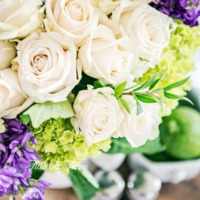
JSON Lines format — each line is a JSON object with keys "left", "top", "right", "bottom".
{"left": 116, "top": 95, "right": 162, "bottom": 147}
{"left": 91, "top": 0, "right": 121, "bottom": 15}
{"left": 79, "top": 25, "right": 135, "bottom": 85}
{"left": 134, "top": 0, "right": 153, "bottom": 3}
{"left": 0, "top": 0, "right": 44, "bottom": 40}
{"left": 91, "top": 0, "right": 150, "bottom": 15}
{"left": 0, "top": 69, "right": 27, "bottom": 118}
{"left": 72, "top": 87, "right": 124, "bottom": 145}
{"left": 45, "top": 0, "right": 99, "bottom": 46}
{"left": 17, "top": 31, "right": 81, "bottom": 103}
{"left": 91, "top": 0, "right": 151, "bottom": 15}
{"left": 0, "top": 41, "right": 16, "bottom": 70}
{"left": 112, "top": 1, "right": 170, "bottom": 69}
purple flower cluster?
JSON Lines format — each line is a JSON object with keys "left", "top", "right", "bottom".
{"left": 23, "top": 180, "right": 51, "bottom": 200}
{"left": 0, "top": 167, "right": 30, "bottom": 196}
{"left": 150, "top": 0, "right": 200, "bottom": 27}
{"left": 0, "top": 118, "right": 50, "bottom": 199}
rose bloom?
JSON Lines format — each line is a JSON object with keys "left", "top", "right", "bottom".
{"left": 91, "top": 0, "right": 152, "bottom": 15}
{"left": 112, "top": 1, "right": 170, "bottom": 70}
{"left": 16, "top": 31, "right": 81, "bottom": 103}
{"left": 115, "top": 95, "right": 162, "bottom": 147}
{"left": 79, "top": 25, "right": 135, "bottom": 85}
{"left": 0, "top": 69, "right": 27, "bottom": 118}
{"left": 91, "top": 0, "right": 122, "bottom": 15}
{"left": 45, "top": 0, "right": 99, "bottom": 46}
{"left": 0, "top": 0, "right": 44, "bottom": 40}
{"left": 72, "top": 87, "right": 124, "bottom": 145}
{"left": 0, "top": 41, "right": 16, "bottom": 70}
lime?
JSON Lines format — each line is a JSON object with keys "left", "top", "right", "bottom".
{"left": 160, "top": 106, "right": 200, "bottom": 160}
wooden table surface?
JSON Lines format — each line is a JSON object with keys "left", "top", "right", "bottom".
{"left": 2, "top": 174, "right": 200, "bottom": 200}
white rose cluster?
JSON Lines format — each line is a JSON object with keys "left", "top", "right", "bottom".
{"left": 72, "top": 87, "right": 162, "bottom": 147}
{"left": 0, "top": 0, "right": 44, "bottom": 117}
{"left": 0, "top": 0, "right": 168, "bottom": 148}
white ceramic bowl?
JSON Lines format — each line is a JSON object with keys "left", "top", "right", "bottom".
{"left": 90, "top": 153, "right": 126, "bottom": 171}
{"left": 40, "top": 159, "right": 97, "bottom": 189}
{"left": 128, "top": 153, "right": 200, "bottom": 184}
{"left": 41, "top": 171, "right": 72, "bottom": 189}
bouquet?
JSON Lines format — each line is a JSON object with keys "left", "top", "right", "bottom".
{"left": 0, "top": 0, "right": 199, "bottom": 199}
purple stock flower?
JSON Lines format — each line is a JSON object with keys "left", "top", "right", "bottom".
{"left": 0, "top": 118, "right": 42, "bottom": 197}
{"left": 0, "top": 185, "right": 4, "bottom": 197}
{"left": 150, "top": 0, "right": 200, "bottom": 27}
{"left": 23, "top": 188, "right": 44, "bottom": 200}
{"left": 23, "top": 180, "right": 51, "bottom": 200}
{"left": 0, "top": 144, "right": 8, "bottom": 169}
{"left": 0, "top": 118, "right": 39, "bottom": 171}
{"left": 34, "top": 180, "right": 51, "bottom": 193}
{"left": 2, "top": 118, "right": 37, "bottom": 145}
{"left": 0, "top": 166, "right": 29, "bottom": 195}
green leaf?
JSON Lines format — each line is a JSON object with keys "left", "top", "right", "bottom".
{"left": 118, "top": 97, "right": 131, "bottom": 114}
{"left": 124, "top": 85, "right": 138, "bottom": 92}
{"left": 136, "top": 94, "right": 157, "bottom": 103}
{"left": 133, "top": 74, "right": 157, "bottom": 92}
{"left": 149, "top": 78, "right": 160, "bottom": 91}
{"left": 30, "top": 162, "right": 44, "bottom": 180}
{"left": 149, "top": 72, "right": 166, "bottom": 91}
{"left": 136, "top": 100, "right": 143, "bottom": 115}
{"left": 80, "top": 168, "right": 99, "bottom": 189}
{"left": 107, "top": 137, "right": 165, "bottom": 155}
{"left": 164, "top": 77, "right": 189, "bottom": 91}
{"left": 18, "top": 185, "right": 25, "bottom": 195}
{"left": 0, "top": 119, "right": 6, "bottom": 133}
{"left": 94, "top": 80, "right": 105, "bottom": 89}
{"left": 164, "top": 92, "right": 181, "bottom": 99}
{"left": 72, "top": 73, "right": 96, "bottom": 96}
{"left": 148, "top": 93, "right": 164, "bottom": 104}
{"left": 114, "top": 81, "right": 127, "bottom": 98}
{"left": 19, "top": 114, "right": 31, "bottom": 125}
{"left": 23, "top": 100, "right": 74, "bottom": 128}
{"left": 139, "top": 57, "right": 149, "bottom": 62}
{"left": 132, "top": 93, "right": 143, "bottom": 115}
{"left": 181, "top": 97, "right": 194, "bottom": 105}
{"left": 69, "top": 169, "right": 99, "bottom": 200}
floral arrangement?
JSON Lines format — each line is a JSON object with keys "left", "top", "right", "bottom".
{"left": 0, "top": 0, "right": 199, "bottom": 199}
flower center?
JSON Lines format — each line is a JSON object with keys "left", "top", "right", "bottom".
{"left": 146, "top": 23, "right": 156, "bottom": 42}
{"left": 94, "top": 110, "right": 109, "bottom": 132}
{"left": 67, "top": 2, "right": 83, "bottom": 21}
{"left": 32, "top": 54, "right": 48, "bottom": 74}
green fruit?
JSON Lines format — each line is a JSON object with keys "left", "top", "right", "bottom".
{"left": 160, "top": 106, "right": 200, "bottom": 160}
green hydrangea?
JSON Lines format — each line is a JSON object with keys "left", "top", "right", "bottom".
{"left": 138, "top": 21, "right": 200, "bottom": 116}
{"left": 30, "top": 118, "right": 111, "bottom": 174}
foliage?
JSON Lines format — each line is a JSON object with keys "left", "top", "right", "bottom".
{"left": 107, "top": 137, "right": 165, "bottom": 155}
{"left": 69, "top": 169, "right": 99, "bottom": 200}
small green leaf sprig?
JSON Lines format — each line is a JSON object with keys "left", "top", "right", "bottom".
{"left": 93, "top": 74, "right": 191, "bottom": 115}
